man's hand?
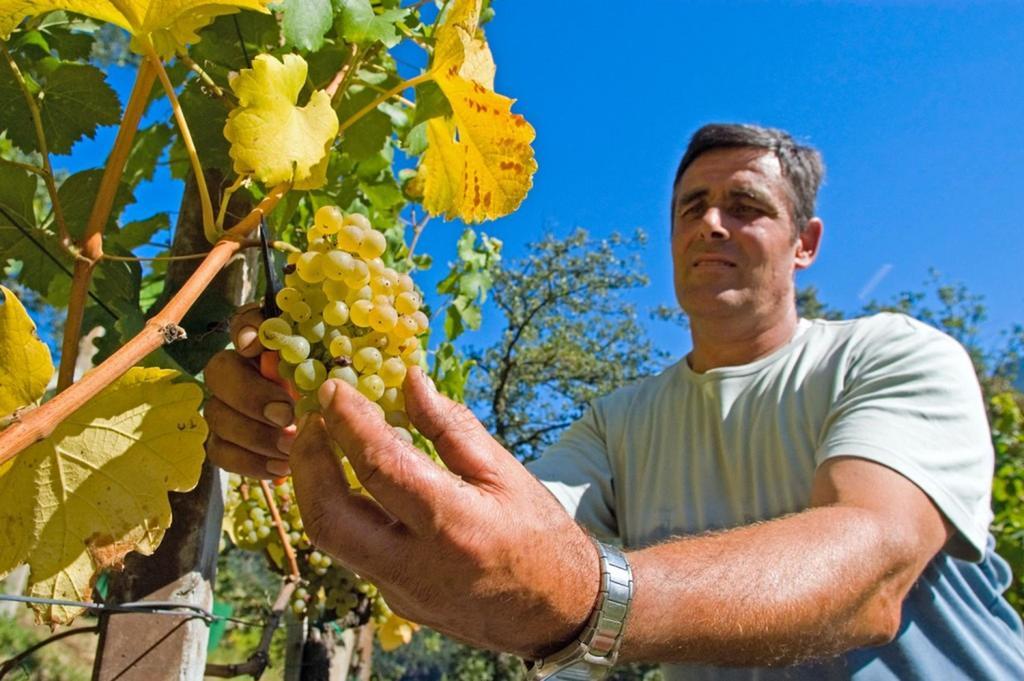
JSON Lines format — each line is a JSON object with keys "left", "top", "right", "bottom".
{"left": 205, "top": 305, "right": 297, "bottom": 479}
{"left": 289, "top": 370, "right": 599, "bottom": 657}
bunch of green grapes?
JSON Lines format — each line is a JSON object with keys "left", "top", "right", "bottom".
{"left": 226, "top": 475, "right": 369, "bottom": 620}
{"left": 257, "top": 206, "right": 428, "bottom": 438}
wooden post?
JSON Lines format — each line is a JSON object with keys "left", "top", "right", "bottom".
{"left": 91, "top": 171, "right": 257, "bottom": 680}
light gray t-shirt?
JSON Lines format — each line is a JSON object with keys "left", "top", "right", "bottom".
{"left": 529, "top": 313, "right": 1024, "bottom": 680}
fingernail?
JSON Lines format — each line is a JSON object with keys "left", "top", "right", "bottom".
{"left": 237, "top": 325, "right": 258, "bottom": 351}
{"left": 266, "top": 459, "right": 291, "bottom": 477}
{"left": 318, "top": 380, "right": 337, "bottom": 409}
{"left": 264, "top": 401, "right": 294, "bottom": 427}
{"left": 426, "top": 375, "right": 438, "bottom": 393}
{"left": 277, "top": 432, "right": 294, "bottom": 454}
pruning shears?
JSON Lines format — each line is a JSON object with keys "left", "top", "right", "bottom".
{"left": 256, "top": 217, "right": 297, "bottom": 400}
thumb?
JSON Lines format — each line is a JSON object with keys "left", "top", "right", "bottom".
{"left": 289, "top": 414, "right": 355, "bottom": 543}
{"left": 404, "top": 367, "right": 508, "bottom": 484}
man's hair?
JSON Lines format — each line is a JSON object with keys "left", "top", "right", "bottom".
{"left": 674, "top": 123, "right": 825, "bottom": 233}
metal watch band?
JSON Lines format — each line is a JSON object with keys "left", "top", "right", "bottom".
{"left": 528, "top": 539, "right": 634, "bottom": 680}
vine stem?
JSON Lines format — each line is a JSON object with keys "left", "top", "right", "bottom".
{"left": 56, "top": 57, "right": 158, "bottom": 392}
{"left": 142, "top": 39, "right": 217, "bottom": 243}
{"left": 258, "top": 479, "right": 301, "bottom": 579}
{"left": 337, "top": 72, "right": 432, "bottom": 134}
{"left": 0, "top": 44, "right": 71, "bottom": 248}
{"left": 0, "top": 184, "right": 288, "bottom": 466}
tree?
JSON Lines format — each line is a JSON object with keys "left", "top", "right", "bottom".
{"left": 468, "top": 227, "right": 668, "bottom": 462}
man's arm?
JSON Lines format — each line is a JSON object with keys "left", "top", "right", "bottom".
{"left": 620, "top": 455, "right": 952, "bottom": 666}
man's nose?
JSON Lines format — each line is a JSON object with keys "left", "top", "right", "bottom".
{"left": 698, "top": 207, "right": 729, "bottom": 240}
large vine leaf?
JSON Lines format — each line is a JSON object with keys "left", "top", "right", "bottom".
{"left": 0, "top": 59, "right": 122, "bottom": 156}
{"left": 223, "top": 53, "right": 339, "bottom": 190}
{"left": 0, "top": 367, "right": 208, "bottom": 625}
{"left": 0, "top": 0, "right": 272, "bottom": 57}
{"left": 0, "top": 285, "right": 52, "bottom": 424}
{"left": 418, "top": 0, "right": 536, "bottom": 223}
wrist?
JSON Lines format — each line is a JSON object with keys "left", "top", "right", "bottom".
{"left": 526, "top": 538, "right": 635, "bottom": 679}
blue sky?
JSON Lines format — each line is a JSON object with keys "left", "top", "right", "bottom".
{"left": 68, "top": 1, "right": 1022, "bottom": 359}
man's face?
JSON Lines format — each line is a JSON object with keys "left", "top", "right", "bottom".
{"left": 671, "top": 147, "right": 818, "bottom": 321}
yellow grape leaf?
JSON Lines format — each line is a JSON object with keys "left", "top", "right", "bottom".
{"left": 0, "top": 0, "right": 271, "bottom": 58}
{"left": 419, "top": 0, "right": 536, "bottom": 223}
{"left": 0, "top": 286, "right": 52, "bottom": 425}
{"left": 377, "top": 612, "right": 419, "bottom": 651}
{"left": 224, "top": 54, "right": 339, "bottom": 190}
{"left": 0, "top": 367, "right": 207, "bottom": 625}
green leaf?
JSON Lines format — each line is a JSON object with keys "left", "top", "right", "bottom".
{"left": 42, "top": 26, "right": 97, "bottom": 61}
{"left": 0, "top": 224, "right": 74, "bottom": 306}
{"left": 57, "top": 169, "right": 135, "bottom": 241}
{"left": 335, "top": 0, "right": 408, "bottom": 47}
{"left": 457, "top": 269, "right": 491, "bottom": 302}
{"left": 0, "top": 60, "right": 34, "bottom": 154}
{"left": 281, "top": 0, "right": 334, "bottom": 51}
{"left": 443, "top": 304, "right": 464, "bottom": 341}
{"left": 456, "top": 228, "right": 488, "bottom": 267}
{"left": 455, "top": 296, "right": 482, "bottom": 329}
{"left": 124, "top": 123, "right": 173, "bottom": 188}
{"left": 411, "top": 80, "right": 452, "bottom": 127}
{"left": 403, "top": 121, "right": 428, "bottom": 156}
{"left": 110, "top": 214, "right": 170, "bottom": 251}
{"left": 16, "top": 62, "right": 122, "bottom": 156}
{"left": 0, "top": 165, "right": 38, "bottom": 231}
{"left": 360, "top": 174, "right": 404, "bottom": 209}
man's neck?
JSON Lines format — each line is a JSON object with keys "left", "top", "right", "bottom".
{"left": 687, "top": 307, "right": 800, "bottom": 373}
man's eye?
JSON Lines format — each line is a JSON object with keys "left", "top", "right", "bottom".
{"left": 731, "top": 203, "right": 761, "bottom": 216}
{"left": 680, "top": 203, "right": 703, "bottom": 217}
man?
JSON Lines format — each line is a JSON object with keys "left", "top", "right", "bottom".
{"left": 204, "top": 124, "right": 1024, "bottom": 679}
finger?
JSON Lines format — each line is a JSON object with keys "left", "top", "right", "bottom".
{"left": 205, "top": 350, "right": 295, "bottom": 427}
{"left": 317, "top": 378, "right": 456, "bottom": 534}
{"left": 403, "top": 367, "right": 506, "bottom": 485}
{"left": 207, "top": 434, "right": 288, "bottom": 479}
{"left": 290, "top": 414, "right": 406, "bottom": 577}
{"left": 229, "top": 303, "right": 267, "bottom": 358}
{"left": 204, "top": 397, "right": 292, "bottom": 460}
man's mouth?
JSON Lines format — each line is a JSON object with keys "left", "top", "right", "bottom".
{"left": 692, "top": 256, "right": 737, "bottom": 268}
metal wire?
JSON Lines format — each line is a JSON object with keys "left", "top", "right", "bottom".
{"left": 0, "top": 594, "right": 262, "bottom": 627}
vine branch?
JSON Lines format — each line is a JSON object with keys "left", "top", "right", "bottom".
{"left": 56, "top": 56, "right": 157, "bottom": 392}
{"left": 259, "top": 479, "right": 302, "bottom": 580}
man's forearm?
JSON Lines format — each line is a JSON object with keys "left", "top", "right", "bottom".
{"left": 618, "top": 504, "right": 925, "bottom": 667}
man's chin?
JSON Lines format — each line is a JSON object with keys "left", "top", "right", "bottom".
{"left": 678, "top": 289, "right": 750, "bottom": 318}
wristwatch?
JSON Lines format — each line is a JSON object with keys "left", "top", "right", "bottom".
{"left": 527, "top": 539, "right": 634, "bottom": 680}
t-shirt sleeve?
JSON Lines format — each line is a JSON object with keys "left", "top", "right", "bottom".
{"left": 817, "top": 314, "right": 995, "bottom": 561}
{"left": 526, "top": 402, "right": 620, "bottom": 542}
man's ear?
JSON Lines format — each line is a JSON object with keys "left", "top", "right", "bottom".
{"left": 794, "top": 218, "right": 823, "bottom": 271}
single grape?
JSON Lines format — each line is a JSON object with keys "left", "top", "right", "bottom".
{"left": 258, "top": 317, "right": 292, "bottom": 350}
{"left": 298, "top": 318, "right": 326, "bottom": 343}
{"left": 289, "top": 300, "right": 313, "bottom": 323}
{"left": 379, "top": 357, "right": 407, "bottom": 388}
{"left": 392, "top": 315, "right": 419, "bottom": 339}
{"left": 350, "top": 299, "right": 373, "bottom": 327}
{"left": 329, "top": 365, "right": 359, "bottom": 387}
{"left": 394, "top": 291, "right": 421, "bottom": 315}
{"left": 294, "top": 359, "right": 327, "bottom": 392}
{"left": 279, "top": 335, "right": 311, "bottom": 364}
{"left": 323, "top": 300, "right": 350, "bottom": 326}
{"left": 358, "top": 230, "right": 388, "bottom": 260}
{"left": 357, "top": 374, "right": 386, "bottom": 401}
{"left": 345, "top": 213, "right": 371, "bottom": 230}
{"left": 296, "top": 252, "right": 325, "bottom": 283}
{"left": 316, "top": 205, "right": 345, "bottom": 234}
{"left": 329, "top": 334, "right": 354, "bottom": 358}
{"left": 337, "top": 224, "right": 364, "bottom": 253}
{"left": 276, "top": 287, "right": 303, "bottom": 311}
{"left": 323, "top": 250, "right": 354, "bottom": 281}
{"left": 323, "top": 278, "right": 349, "bottom": 302}
{"left": 353, "top": 347, "right": 384, "bottom": 373}
{"left": 369, "top": 305, "right": 398, "bottom": 333}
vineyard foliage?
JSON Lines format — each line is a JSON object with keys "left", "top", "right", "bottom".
{"left": 0, "top": 0, "right": 535, "bottom": 637}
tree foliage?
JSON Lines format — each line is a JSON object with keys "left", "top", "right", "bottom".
{"left": 467, "top": 227, "right": 667, "bottom": 461}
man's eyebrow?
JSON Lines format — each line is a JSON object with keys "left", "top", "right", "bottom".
{"left": 675, "top": 188, "right": 707, "bottom": 207}
{"left": 729, "top": 186, "right": 776, "bottom": 205}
